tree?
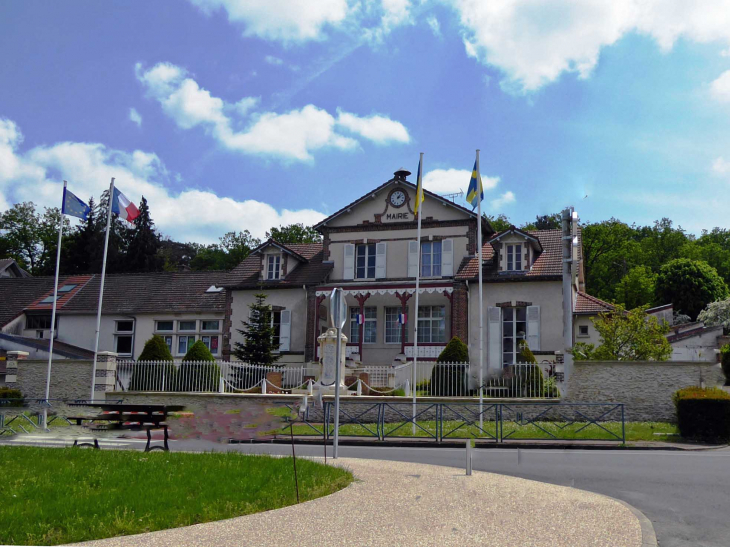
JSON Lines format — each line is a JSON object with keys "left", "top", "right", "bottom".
{"left": 233, "top": 293, "right": 282, "bottom": 366}
{"left": 697, "top": 299, "right": 730, "bottom": 334}
{"left": 190, "top": 231, "right": 260, "bottom": 271}
{"left": 655, "top": 259, "right": 729, "bottom": 320}
{"left": 179, "top": 340, "right": 220, "bottom": 392}
{"left": 570, "top": 305, "right": 672, "bottom": 361}
{"left": 521, "top": 213, "right": 562, "bottom": 231}
{"left": 614, "top": 266, "right": 656, "bottom": 310}
{"left": 126, "top": 196, "right": 162, "bottom": 272}
{"left": 95, "top": 189, "right": 131, "bottom": 274}
{"left": 266, "top": 223, "right": 321, "bottom": 244}
{"left": 65, "top": 196, "right": 101, "bottom": 274}
{"left": 129, "top": 335, "right": 176, "bottom": 391}
{"left": 138, "top": 335, "right": 174, "bottom": 361}
{"left": 484, "top": 213, "right": 511, "bottom": 232}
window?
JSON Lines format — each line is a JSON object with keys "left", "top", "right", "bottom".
{"left": 115, "top": 320, "right": 134, "bottom": 332}
{"left": 177, "top": 335, "right": 196, "bottom": 354}
{"left": 178, "top": 320, "right": 197, "bottom": 332}
{"left": 162, "top": 335, "right": 173, "bottom": 353}
{"left": 156, "top": 321, "right": 174, "bottom": 332}
{"left": 201, "top": 320, "right": 220, "bottom": 332}
{"left": 350, "top": 307, "right": 377, "bottom": 344}
{"left": 502, "top": 307, "right": 527, "bottom": 365}
{"left": 39, "top": 295, "right": 58, "bottom": 304}
{"left": 506, "top": 244, "right": 522, "bottom": 271}
{"left": 578, "top": 325, "right": 589, "bottom": 337}
{"left": 57, "top": 284, "right": 76, "bottom": 293}
{"left": 26, "top": 315, "right": 57, "bottom": 330}
{"left": 385, "top": 307, "right": 407, "bottom": 344}
{"left": 417, "top": 306, "right": 446, "bottom": 343}
{"left": 355, "top": 243, "right": 376, "bottom": 279}
{"left": 267, "top": 255, "right": 281, "bottom": 280}
{"left": 421, "top": 241, "right": 442, "bottom": 277}
{"left": 115, "top": 335, "right": 133, "bottom": 355}
{"left": 201, "top": 335, "right": 220, "bottom": 355}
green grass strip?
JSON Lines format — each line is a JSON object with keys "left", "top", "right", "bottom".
{"left": 0, "top": 446, "right": 352, "bottom": 546}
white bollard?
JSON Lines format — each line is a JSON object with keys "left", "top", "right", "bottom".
{"left": 308, "top": 379, "right": 314, "bottom": 396}
{"left": 219, "top": 375, "right": 225, "bottom": 394}
{"left": 356, "top": 378, "right": 362, "bottom": 396}
{"left": 261, "top": 378, "right": 267, "bottom": 394}
{"left": 405, "top": 380, "right": 411, "bottom": 397}
{"left": 466, "top": 439, "right": 473, "bottom": 476}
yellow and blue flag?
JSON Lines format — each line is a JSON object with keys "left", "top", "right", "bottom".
{"left": 466, "top": 159, "right": 483, "bottom": 210}
{"left": 414, "top": 156, "right": 425, "bottom": 213}
{"left": 62, "top": 188, "right": 91, "bottom": 220}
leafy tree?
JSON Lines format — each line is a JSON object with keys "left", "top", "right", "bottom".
{"left": 266, "top": 223, "right": 321, "bottom": 244}
{"left": 190, "top": 231, "right": 260, "bottom": 271}
{"left": 126, "top": 196, "right": 162, "bottom": 272}
{"left": 233, "top": 293, "right": 282, "bottom": 366}
{"left": 521, "top": 212, "right": 562, "bottom": 231}
{"left": 95, "top": 189, "right": 132, "bottom": 274}
{"left": 614, "top": 266, "right": 657, "bottom": 310}
{"left": 697, "top": 299, "right": 730, "bottom": 334}
{"left": 65, "top": 196, "right": 101, "bottom": 274}
{"left": 655, "top": 259, "right": 729, "bottom": 319}
{"left": 484, "top": 213, "right": 511, "bottom": 232}
{"left": 570, "top": 305, "right": 672, "bottom": 361}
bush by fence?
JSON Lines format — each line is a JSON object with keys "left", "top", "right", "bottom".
{"left": 0, "top": 387, "right": 23, "bottom": 406}
{"left": 673, "top": 387, "right": 730, "bottom": 442}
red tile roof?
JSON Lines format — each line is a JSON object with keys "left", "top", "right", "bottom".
{"left": 26, "top": 275, "right": 93, "bottom": 311}
{"left": 574, "top": 291, "right": 615, "bottom": 314}
{"left": 456, "top": 229, "right": 564, "bottom": 281}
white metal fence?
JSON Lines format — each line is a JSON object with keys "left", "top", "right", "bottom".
{"left": 115, "top": 360, "right": 559, "bottom": 398}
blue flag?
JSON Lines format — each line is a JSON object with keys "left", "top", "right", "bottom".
{"left": 62, "top": 188, "right": 91, "bottom": 220}
{"left": 466, "top": 159, "right": 483, "bottom": 210}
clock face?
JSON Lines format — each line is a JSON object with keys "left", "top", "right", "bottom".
{"left": 390, "top": 190, "right": 406, "bottom": 208}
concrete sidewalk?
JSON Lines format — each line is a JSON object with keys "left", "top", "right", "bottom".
{"left": 75, "top": 458, "right": 648, "bottom": 547}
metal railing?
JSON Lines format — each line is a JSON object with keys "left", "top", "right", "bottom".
{"left": 291, "top": 401, "right": 624, "bottom": 443}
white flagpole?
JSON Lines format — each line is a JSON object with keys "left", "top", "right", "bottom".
{"left": 412, "top": 152, "right": 423, "bottom": 435}
{"left": 43, "top": 181, "right": 66, "bottom": 429}
{"left": 476, "top": 150, "right": 485, "bottom": 429}
{"left": 90, "top": 177, "right": 114, "bottom": 401}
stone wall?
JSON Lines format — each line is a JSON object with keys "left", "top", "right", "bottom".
{"left": 564, "top": 360, "right": 725, "bottom": 422}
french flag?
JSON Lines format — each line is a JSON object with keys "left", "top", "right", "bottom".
{"left": 111, "top": 187, "right": 140, "bottom": 222}
{"left": 355, "top": 313, "right": 365, "bottom": 325}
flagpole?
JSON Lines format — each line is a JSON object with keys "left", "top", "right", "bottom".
{"left": 90, "top": 177, "right": 114, "bottom": 401}
{"left": 412, "top": 152, "right": 423, "bottom": 435}
{"left": 476, "top": 150, "right": 485, "bottom": 429}
{"left": 42, "top": 181, "right": 66, "bottom": 429}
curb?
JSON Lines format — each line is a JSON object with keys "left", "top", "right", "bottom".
{"left": 615, "top": 499, "right": 658, "bottom": 547}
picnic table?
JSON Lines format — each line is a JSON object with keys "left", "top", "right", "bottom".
{"left": 67, "top": 402, "right": 184, "bottom": 452}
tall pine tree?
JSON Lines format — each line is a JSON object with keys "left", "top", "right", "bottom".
{"left": 126, "top": 196, "right": 162, "bottom": 272}
{"left": 65, "top": 196, "right": 100, "bottom": 274}
{"left": 233, "top": 293, "right": 282, "bottom": 366}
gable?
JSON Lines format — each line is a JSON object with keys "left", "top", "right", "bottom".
{"left": 315, "top": 171, "right": 480, "bottom": 229}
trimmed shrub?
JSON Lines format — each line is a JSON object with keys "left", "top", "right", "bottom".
{"left": 0, "top": 387, "right": 23, "bottom": 407}
{"left": 436, "top": 337, "right": 469, "bottom": 363}
{"left": 721, "top": 345, "right": 730, "bottom": 386}
{"left": 518, "top": 340, "right": 537, "bottom": 364}
{"left": 179, "top": 341, "right": 220, "bottom": 392}
{"left": 673, "top": 387, "right": 730, "bottom": 442}
{"left": 129, "top": 335, "right": 177, "bottom": 391}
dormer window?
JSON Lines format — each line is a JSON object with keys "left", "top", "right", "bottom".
{"left": 267, "top": 255, "right": 281, "bottom": 280}
{"left": 506, "top": 244, "right": 522, "bottom": 271}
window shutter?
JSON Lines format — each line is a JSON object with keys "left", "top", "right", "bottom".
{"left": 488, "top": 306, "right": 501, "bottom": 371}
{"left": 375, "top": 242, "right": 387, "bottom": 279}
{"left": 527, "top": 305, "right": 540, "bottom": 351}
{"left": 279, "top": 310, "right": 291, "bottom": 352}
{"left": 343, "top": 244, "right": 355, "bottom": 280}
{"left": 407, "top": 241, "right": 419, "bottom": 278}
{"left": 441, "top": 239, "right": 453, "bottom": 277}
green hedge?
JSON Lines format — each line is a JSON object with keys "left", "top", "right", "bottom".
{"left": 0, "top": 387, "right": 23, "bottom": 407}
{"left": 673, "top": 387, "right": 730, "bottom": 442}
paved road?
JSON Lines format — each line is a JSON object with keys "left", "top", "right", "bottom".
{"left": 5, "top": 436, "right": 729, "bottom": 546}
{"left": 192, "top": 441, "right": 729, "bottom": 547}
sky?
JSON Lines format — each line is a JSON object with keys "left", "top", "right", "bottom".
{"left": 2, "top": 0, "right": 730, "bottom": 244}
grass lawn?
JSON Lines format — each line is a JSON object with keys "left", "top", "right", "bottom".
{"left": 0, "top": 446, "right": 352, "bottom": 546}
{"left": 288, "top": 420, "right": 679, "bottom": 442}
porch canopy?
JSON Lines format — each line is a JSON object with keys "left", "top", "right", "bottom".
{"left": 315, "top": 283, "right": 455, "bottom": 366}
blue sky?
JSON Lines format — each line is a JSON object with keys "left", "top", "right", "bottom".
{"left": 2, "top": 0, "right": 730, "bottom": 243}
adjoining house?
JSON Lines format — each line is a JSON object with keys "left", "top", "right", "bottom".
{"left": 0, "top": 258, "right": 31, "bottom": 278}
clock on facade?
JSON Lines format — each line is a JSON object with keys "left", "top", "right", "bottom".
{"left": 389, "top": 190, "right": 406, "bottom": 208}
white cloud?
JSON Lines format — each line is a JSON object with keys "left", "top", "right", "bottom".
{"left": 449, "top": 0, "right": 730, "bottom": 93}
{"left": 710, "top": 70, "right": 730, "bottom": 103}
{"left": 490, "top": 191, "right": 515, "bottom": 210}
{"left": 426, "top": 15, "right": 441, "bottom": 37}
{"left": 264, "top": 55, "right": 284, "bottom": 65}
{"left": 423, "top": 168, "right": 499, "bottom": 195}
{"left": 712, "top": 156, "right": 730, "bottom": 175}
{"left": 336, "top": 109, "right": 410, "bottom": 144}
{"left": 136, "top": 61, "right": 410, "bottom": 161}
{"left": 128, "top": 108, "right": 142, "bottom": 127}
{"left": 188, "top": 0, "right": 350, "bottom": 42}
{"left": 0, "top": 118, "right": 326, "bottom": 243}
